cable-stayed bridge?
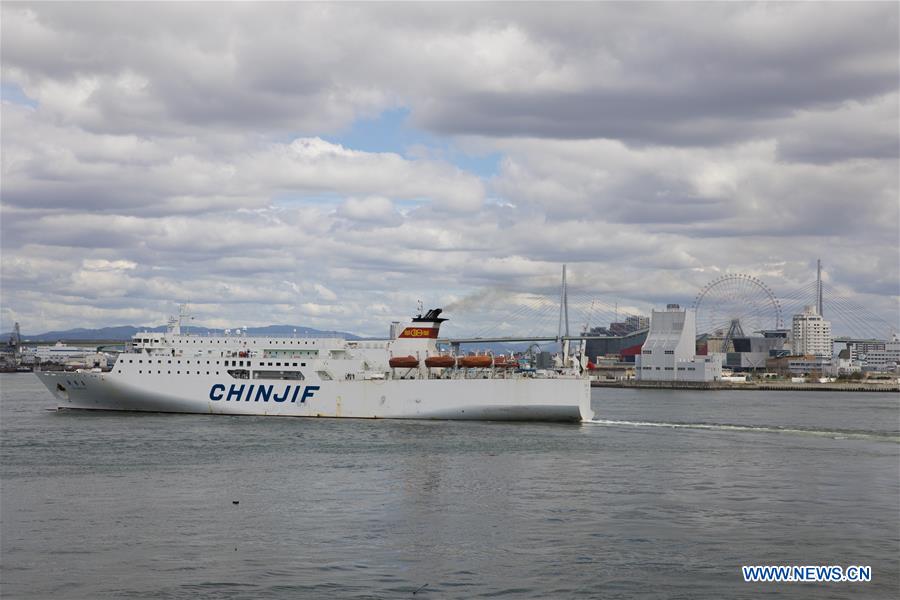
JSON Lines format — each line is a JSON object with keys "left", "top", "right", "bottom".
{"left": 441, "top": 266, "right": 897, "bottom": 344}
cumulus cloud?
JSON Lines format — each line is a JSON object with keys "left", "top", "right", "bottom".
{"left": 0, "top": 2, "right": 897, "bottom": 337}
{"left": 490, "top": 137, "right": 898, "bottom": 239}
{"left": 82, "top": 259, "right": 137, "bottom": 271}
{"left": 1, "top": 104, "right": 485, "bottom": 216}
{"left": 335, "top": 196, "right": 402, "bottom": 225}
{"left": 5, "top": 3, "right": 895, "bottom": 147}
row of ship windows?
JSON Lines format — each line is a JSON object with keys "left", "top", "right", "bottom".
{"left": 122, "top": 370, "right": 220, "bottom": 375}
{"left": 138, "top": 339, "right": 318, "bottom": 345}
{"left": 641, "top": 350, "right": 675, "bottom": 355}
{"left": 126, "top": 359, "right": 307, "bottom": 367}
{"left": 118, "top": 370, "right": 313, "bottom": 380}
{"left": 640, "top": 366, "right": 697, "bottom": 371}
{"left": 225, "top": 360, "right": 307, "bottom": 368}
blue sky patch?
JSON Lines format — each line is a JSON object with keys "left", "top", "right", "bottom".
{"left": 331, "top": 107, "right": 500, "bottom": 178}
{"left": 1, "top": 82, "right": 38, "bottom": 108}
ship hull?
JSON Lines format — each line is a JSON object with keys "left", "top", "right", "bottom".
{"left": 35, "top": 371, "right": 593, "bottom": 422}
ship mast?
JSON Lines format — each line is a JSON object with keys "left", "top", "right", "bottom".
{"left": 558, "top": 264, "right": 569, "bottom": 341}
{"left": 167, "top": 303, "right": 192, "bottom": 336}
{"left": 558, "top": 264, "right": 571, "bottom": 369}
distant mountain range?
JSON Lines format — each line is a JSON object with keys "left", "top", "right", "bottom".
{"left": 5, "top": 324, "right": 361, "bottom": 342}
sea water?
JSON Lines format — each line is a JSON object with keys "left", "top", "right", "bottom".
{"left": 1, "top": 374, "right": 898, "bottom": 598}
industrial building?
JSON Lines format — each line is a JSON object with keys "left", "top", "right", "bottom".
{"left": 723, "top": 330, "right": 790, "bottom": 371}
{"left": 0, "top": 323, "right": 23, "bottom": 370}
{"left": 585, "top": 328, "right": 648, "bottom": 364}
{"left": 636, "top": 304, "right": 722, "bottom": 382}
{"left": 21, "top": 342, "right": 110, "bottom": 369}
{"left": 591, "top": 315, "right": 650, "bottom": 337}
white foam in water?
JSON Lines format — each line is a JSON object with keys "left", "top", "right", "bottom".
{"left": 582, "top": 419, "right": 899, "bottom": 442}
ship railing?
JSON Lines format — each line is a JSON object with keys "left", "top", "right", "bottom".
{"left": 387, "top": 369, "right": 577, "bottom": 381}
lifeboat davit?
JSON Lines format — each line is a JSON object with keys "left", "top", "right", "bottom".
{"left": 389, "top": 355, "right": 419, "bottom": 369}
{"left": 425, "top": 355, "right": 456, "bottom": 368}
{"left": 458, "top": 355, "right": 493, "bottom": 368}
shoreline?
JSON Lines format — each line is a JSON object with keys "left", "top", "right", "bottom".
{"left": 591, "top": 380, "right": 899, "bottom": 392}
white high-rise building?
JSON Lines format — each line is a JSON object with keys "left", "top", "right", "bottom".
{"left": 636, "top": 304, "right": 722, "bottom": 382}
{"left": 792, "top": 305, "right": 832, "bottom": 358}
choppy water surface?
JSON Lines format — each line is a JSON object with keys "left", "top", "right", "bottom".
{"left": 2, "top": 374, "right": 898, "bottom": 599}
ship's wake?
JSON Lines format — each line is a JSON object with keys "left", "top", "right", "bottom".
{"left": 582, "top": 418, "right": 899, "bottom": 442}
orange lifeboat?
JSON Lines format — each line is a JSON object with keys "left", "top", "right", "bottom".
{"left": 389, "top": 355, "right": 419, "bottom": 369}
{"left": 425, "top": 355, "right": 456, "bottom": 368}
{"left": 494, "top": 356, "right": 519, "bottom": 369}
{"left": 458, "top": 355, "right": 493, "bottom": 368}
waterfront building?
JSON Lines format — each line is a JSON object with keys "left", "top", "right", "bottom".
{"left": 860, "top": 335, "right": 900, "bottom": 372}
{"left": 829, "top": 349, "right": 862, "bottom": 376}
{"left": 837, "top": 336, "right": 900, "bottom": 372}
{"left": 697, "top": 333, "right": 726, "bottom": 355}
{"left": 22, "top": 342, "right": 99, "bottom": 365}
{"left": 786, "top": 355, "right": 833, "bottom": 377}
{"left": 636, "top": 304, "right": 722, "bottom": 382}
{"left": 725, "top": 333, "right": 790, "bottom": 371}
{"left": 586, "top": 356, "right": 636, "bottom": 382}
{"left": 791, "top": 306, "right": 832, "bottom": 358}
{"left": 844, "top": 339, "right": 887, "bottom": 361}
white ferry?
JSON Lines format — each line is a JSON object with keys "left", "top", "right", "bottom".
{"left": 35, "top": 307, "right": 593, "bottom": 422}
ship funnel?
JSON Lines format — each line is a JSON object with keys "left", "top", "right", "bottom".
{"left": 392, "top": 307, "right": 447, "bottom": 340}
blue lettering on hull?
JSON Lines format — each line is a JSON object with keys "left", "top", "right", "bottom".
{"left": 273, "top": 385, "right": 291, "bottom": 402}
{"left": 209, "top": 384, "right": 320, "bottom": 403}
{"left": 255, "top": 385, "right": 273, "bottom": 402}
{"left": 226, "top": 384, "right": 245, "bottom": 401}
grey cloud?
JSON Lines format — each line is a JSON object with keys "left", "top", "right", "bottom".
{"left": 2, "top": 104, "right": 485, "bottom": 218}
{"left": 772, "top": 94, "right": 899, "bottom": 164}
{"left": 1, "top": 2, "right": 897, "bottom": 336}
{"left": 4, "top": 2, "right": 896, "bottom": 151}
{"left": 490, "top": 136, "right": 897, "bottom": 240}
{"left": 416, "top": 4, "right": 898, "bottom": 150}
{"left": 2, "top": 204, "right": 896, "bottom": 335}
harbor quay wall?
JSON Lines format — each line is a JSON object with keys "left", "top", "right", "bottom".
{"left": 591, "top": 380, "right": 899, "bottom": 393}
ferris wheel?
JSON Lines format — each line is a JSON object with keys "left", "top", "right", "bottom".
{"left": 692, "top": 274, "right": 782, "bottom": 337}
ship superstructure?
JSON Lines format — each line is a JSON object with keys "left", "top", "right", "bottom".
{"left": 35, "top": 307, "right": 593, "bottom": 422}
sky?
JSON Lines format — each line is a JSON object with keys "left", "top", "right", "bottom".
{"left": 1, "top": 2, "right": 898, "bottom": 338}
